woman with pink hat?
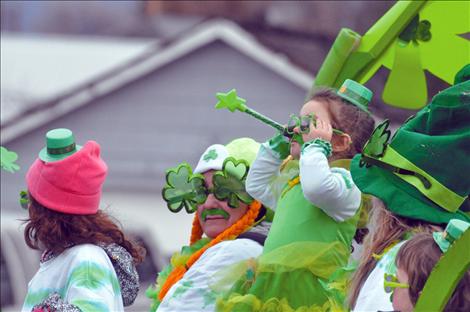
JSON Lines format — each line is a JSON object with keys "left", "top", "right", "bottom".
{"left": 21, "top": 128, "right": 146, "bottom": 312}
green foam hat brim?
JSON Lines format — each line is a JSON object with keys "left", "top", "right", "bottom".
{"left": 39, "top": 144, "right": 82, "bottom": 163}
{"left": 350, "top": 154, "right": 470, "bottom": 225}
{"left": 433, "top": 231, "right": 450, "bottom": 253}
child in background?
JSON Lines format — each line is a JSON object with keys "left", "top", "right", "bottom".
{"left": 217, "top": 79, "right": 375, "bottom": 311}
{"left": 389, "top": 219, "right": 470, "bottom": 312}
{"left": 348, "top": 64, "right": 470, "bottom": 311}
{"left": 22, "top": 128, "right": 145, "bottom": 312}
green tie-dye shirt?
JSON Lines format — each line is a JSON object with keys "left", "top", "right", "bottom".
{"left": 22, "top": 244, "right": 123, "bottom": 312}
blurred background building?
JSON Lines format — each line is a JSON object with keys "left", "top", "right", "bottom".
{"left": 0, "top": 1, "right": 455, "bottom": 310}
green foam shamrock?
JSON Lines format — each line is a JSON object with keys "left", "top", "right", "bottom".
{"left": 1, "top": 146, "right": 20, "bottom": 173}
{"left": 162, "top": 162, "right": 207, "bottom": 213}
{"left": 360, "top": 120, "right": 391, "bottom": 168}
{"left": 212, "top": 157, "right": 253, "bottom": 208}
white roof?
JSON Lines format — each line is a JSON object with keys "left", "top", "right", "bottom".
{"left": 1, "top": 19, "right": 314, "bottom": 144}
{"left": 1, "top": 33, "right": 157, "bottom": 124}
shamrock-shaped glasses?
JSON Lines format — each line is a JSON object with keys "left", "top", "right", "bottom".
{"left": 162, "top": 157, "right": 253, "bottom": 214}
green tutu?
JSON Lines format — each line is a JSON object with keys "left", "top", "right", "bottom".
{"left": 215, "top": 241, "right": 351, "bottom": 311}
{"left": 215, "top": 167, "right": 359, "bottom": 311}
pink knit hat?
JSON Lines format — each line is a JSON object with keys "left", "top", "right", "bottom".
{"left": 26, "top": 140, "right": 108, "bottom": 215}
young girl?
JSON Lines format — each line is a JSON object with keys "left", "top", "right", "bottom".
{"left": 348, "top": 64, "right": 470, "bottom": 311}
{"left": 217, "top": 79, "right": 375, "bottom": 311}
{"left": 390, "top": 220, "right": 470, "bottom": 312}
{"left": 22, "top": 128, "right": 145, "bottom": 312}
{"left": 348, "top": 199, "right": 442, "bottom": 311}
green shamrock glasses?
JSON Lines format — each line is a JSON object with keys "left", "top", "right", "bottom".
{"left": 284, "top": 113, "right": 345, "bottom": 137}
{"left": 384, "top": 273, "right": 409, "bottom": 294}
{"left": 162, "top": 157, "right": 253, "bottom": 214}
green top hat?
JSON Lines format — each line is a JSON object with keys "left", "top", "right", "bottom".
{"left": 337, "top": 79, "right": 373, "bottom": 114}
{"left": 39, "top": 128, "right": 82, "bottom": 162}
{"left": 350, "top": 65, "right": 470, "bottom": 225}
{"left": 433, "top": 219, "right": 470, "bottom": 253}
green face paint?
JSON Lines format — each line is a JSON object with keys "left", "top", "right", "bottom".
{"left": 201, "top": 208, "right": 230, "bottom": 221}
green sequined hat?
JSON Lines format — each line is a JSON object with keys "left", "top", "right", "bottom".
{"left": 337, "top": 79, "right": 373, "bottom": 114}
{"left": 350, "top": 65, "right": 470, "bottom": 225}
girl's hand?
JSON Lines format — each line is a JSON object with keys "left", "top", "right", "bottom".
{"left": 303, "top": 118, "right": 333, "bottom": 143}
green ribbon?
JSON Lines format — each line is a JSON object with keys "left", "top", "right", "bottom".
{"left": 47, "top": 143, "right": 76, "bottom": 155}
{"left": 365, "top": 146, "right": 467, "bottom": 213}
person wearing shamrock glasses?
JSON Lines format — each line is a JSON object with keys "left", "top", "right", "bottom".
{"left": 147, "top": 138, "right": 273, "bottom": 312}
{"left": 216, "top": 79, "right": 376, "bottom": 311}
{"left": 388, "top": 219, "right": 470, "bottom": 312}
{"left": 348, "top": 64, "right": 470, "bottom": 312}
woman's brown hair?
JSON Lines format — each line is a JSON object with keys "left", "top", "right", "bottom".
{"left": 309, "top": 87, "right": 375, "bottom": 160}
{"left": 24, "top": 195, "right": 146, "bottom": 264}
{"left": 396, "top": 232, "right": 470, "bottom": 311}
{"left": 348, "top": 198, "right": 442, "bottom": 309}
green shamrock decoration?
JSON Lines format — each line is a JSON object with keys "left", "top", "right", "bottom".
{"left": 1, "top": 146, "right": 20, "bottom": 173}
{"left": 203, "top": 149, "right": 218, "bottom": 162}
{"left": 162, "top": 163, "right": 207, "bottom": 213}
{"left": 212, "top": 157, "right": 252, "bottom": 208}
{"left": 360, "top": 120, "right": 391, "bottom": 168}
{"left": 215, "top": 89, "right": 247, "bottom": 113}
{"left": 398, "top": 15, "right": 432, "bottom": 44}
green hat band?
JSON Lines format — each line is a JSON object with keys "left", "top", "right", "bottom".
{"left": 47, "top": 143, "right": 76, "bottom": 156}
{"left": 338, "top": 86, "right": 370, "bottom": 108}
{"left": 363, "top": 145, "right": 467, "bottom": 213}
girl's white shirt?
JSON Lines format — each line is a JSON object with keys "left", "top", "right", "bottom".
{"left": 246, "top": 143, "right": 361, "bottom": 221}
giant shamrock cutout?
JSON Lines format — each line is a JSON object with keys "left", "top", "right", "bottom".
{"left": 212, "top": 157, "right": 253, "bottom": 208}
{"left": 162, "top": 162, "right": 207, "bottom": 213}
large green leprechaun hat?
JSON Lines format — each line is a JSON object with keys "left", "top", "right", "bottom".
{"left": 350, "top": 64, "right": 470, "bottom": 225}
